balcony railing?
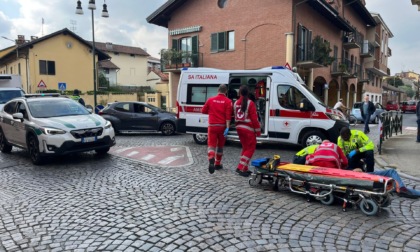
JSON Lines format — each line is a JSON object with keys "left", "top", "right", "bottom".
{"left": 360, "top": 40, "right": 375, "bottom": 58}
{"left": 343, "top": 30, "right": 363, "bottom": 49}
{"left": 160, "top": 49, "right": 203, "bottom": 71}
{"left": 296, "top": 42, "right": 332, "bottom": 69}
{"left": 331, "top": 58, "right": 358, "bottom": 78}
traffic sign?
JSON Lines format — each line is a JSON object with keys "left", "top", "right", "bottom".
{"left": 37, "top": 80, "right": 47, "bottom": 89}
{"left": 285, "top": 63, "right": 292, "bottom": 70}
{"left": 58, "top": 82, "right": 66, "bottom": 91}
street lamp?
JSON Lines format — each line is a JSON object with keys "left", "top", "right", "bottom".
{"left": 1, "top": 36, "right": 18, "bottom": 59}
{"left": 76, "top": 0, "right": 109, "bottom": 110}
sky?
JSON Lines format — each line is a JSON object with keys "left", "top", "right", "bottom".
{"left": 0, "top": 0, "right": 419, "bottom": 75}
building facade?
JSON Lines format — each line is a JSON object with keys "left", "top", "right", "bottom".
{"left": 147, "top": 0, "right": 393, "bottom": 110}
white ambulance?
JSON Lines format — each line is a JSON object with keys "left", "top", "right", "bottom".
{"left": 176, "top": 66, "right": 349, "bottom": 147}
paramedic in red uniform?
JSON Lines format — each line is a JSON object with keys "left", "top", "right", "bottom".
{"left": 234, "top": 85, "right": 261, "bottom": 177}
{"left": 305, "top": 140, "right": 348, "bottom": 169}
{"left": 202, "top": 84, "right": 232, "bottom": 174}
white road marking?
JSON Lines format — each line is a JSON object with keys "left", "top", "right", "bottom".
{"left": 158, "top": 155, "right": 185, "bottom": 165}
{"left": 170, "top": 147, "right": 181, "bottom": 152}
{"left": 405, "top": 127, "right": 417, "bottom": 131}
{"left": 141, "top": 154, "right": 155, "bottom": 160}
{"left": 114, "top": 147, "right": 133, "bottom": 153}
{"left": 126, "top": 151, "right": 139, "bottom": 157}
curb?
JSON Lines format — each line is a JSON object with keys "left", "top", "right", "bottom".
{"left": 374, "top": 156, "right": 420, "bottom": 183}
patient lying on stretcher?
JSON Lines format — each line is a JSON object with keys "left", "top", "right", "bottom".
{"left": 293, "top": 141, "right": 420, "bottom": 199}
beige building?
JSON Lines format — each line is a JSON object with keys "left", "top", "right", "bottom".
{"left": 95, "top": 42, "right": 150, "bottom": 87}
{"left": 147, "top": 0, "right": 393, "bottom": 110}
{"left": 0, "top": 29, "right": 110, "bottom": 94}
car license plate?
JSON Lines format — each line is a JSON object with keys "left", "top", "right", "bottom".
{"left": 82, "top": 136, "right": 97, "bottom": 143}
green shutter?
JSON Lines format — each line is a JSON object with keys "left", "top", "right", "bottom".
{"left": 218, "top": 32, "right": 226, "bottom": 51}
{"left": 172, "top": 39, "right": 178, "bottom": 50}
{"left": 191, "top": 35, "right": 198, "bottom": 67}
{"left": 211, "top": 33, "right": 218, "bottom": 52}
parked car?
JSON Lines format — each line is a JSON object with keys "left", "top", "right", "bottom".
{"left": 99, "top": 102, "right": 177, "bottom": 136}
{"left": 400, "top": 100, "right": 417, "bottom": 113}
{"left": 0, "top": 94, "right": 116, "bottom": 164}
{"left": 351, "top": 102, "right": 385, "bottom": 124}
{"left": 386, "top": 101, "right": 400, "bottom": 111}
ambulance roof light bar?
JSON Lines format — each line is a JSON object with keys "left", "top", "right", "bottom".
{"left": 271, "top": 66, "right": 286, "bottom": 69}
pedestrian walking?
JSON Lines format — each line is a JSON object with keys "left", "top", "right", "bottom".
{"left": 202, "top": 84, "right": 233, "bottom": 174}
{"left": 234, "top": 85, "right": 261, "bottom": 177}
{"left": 71, "top": 89, "right": 85, "bottom": 106}
{"left": 416, "top": 100, "right": 420, "bottom": 142}
{"left": 360, "top": 95, "right": 375, "bottom": 134}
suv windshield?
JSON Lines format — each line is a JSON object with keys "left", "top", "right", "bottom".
{"left": 28, "top": 99, "right": 89, "bottom": 118}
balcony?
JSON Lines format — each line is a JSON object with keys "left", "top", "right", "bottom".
{"left": 342, "top": 30, "right": 363, "bottom": 49}
{"left": 160, "top": 49, "right": 203, "bottom": 72}
{"left": 296, "top": 42, "right": 333, "bottom": 69}
{"left": 360, "top": 40, "right": 374, "bottom": 58}
{"left": 331, "top": 59, "right": 353, "bottom": 78}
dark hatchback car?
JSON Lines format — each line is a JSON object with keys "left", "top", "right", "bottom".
{"left": 400, "top": 100, "right": 417, "bottom": 113}
{"left": 99, "top": 102, "right": 177, "bottom": 135}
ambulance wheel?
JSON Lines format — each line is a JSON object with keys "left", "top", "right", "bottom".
{"left": 318, "top": 190, "right": 334, "bottom": 205}
{"left": 193, "top": 134, "right": 207, "bottom": 145}
{"left": 359, "top": 199, "right": 379, "bottom": 216}
{"left": 301, "top": 131, "right": 326, "bottom": 147}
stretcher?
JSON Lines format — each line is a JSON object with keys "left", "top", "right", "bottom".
{"left": 249, "top": 157, "right": 395, "bottom": 216}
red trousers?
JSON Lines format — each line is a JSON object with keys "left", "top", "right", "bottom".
{"left": 207, "top": 126, "right": 226, "bottom": 165}
{"left": 237, "top": 128, "right": 257, "bottom": 172}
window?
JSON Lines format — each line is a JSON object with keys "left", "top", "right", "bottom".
{"left": 10, "top": 67, "right": 12, "bottom": 74}
{"left": 148, "top": 97, "right": 156, "bottom": 103}
{"left": 211, "top": 31, "right": 235, "bottom": 52}
{"left": 277, "top": 85, "right": 306, "bottom": 110}
{"left": 39, "top": 60, "right": 56, "bottom": 75}
{"left": 187, "top": 84, "right": 219, "bottom": 105}
{"left": 114, "top": 103, "right": 131, "bottom": 112}
{"left": 297, "top": 24, "right": 312, "bottom": 62}
{"left": 218, "top": 0, "right": 228, "bottom": 8}
{"left": 103, "top": 69, "right": 109, "bottom": 74}
{"left": 4, "top": 101, "right": 17, "bottom": 115}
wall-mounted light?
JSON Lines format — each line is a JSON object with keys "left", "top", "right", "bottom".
{"left": 324, "top": 83, "right": 329, "bottom": 90}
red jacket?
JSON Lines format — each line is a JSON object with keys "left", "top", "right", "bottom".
{"left": 306, "top": 141, "right": 348, "bottom": 169}
{"left": 234, "top": 97, "right": 261, "bottom": 136}
{"left": 202, "top": 93, "right": 232, "bottom": 126}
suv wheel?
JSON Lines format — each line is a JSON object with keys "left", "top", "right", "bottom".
{"left": 160, "top": 122, "right": 175, "bottom": 136}
{"left": 0, "top": 128, "right": 12, "bottom": 153}
{"left": 27, "top": 134, "right": 43, "bottom": 165}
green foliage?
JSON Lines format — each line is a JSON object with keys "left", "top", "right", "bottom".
{"left": 312, "top": 36, "right": 335, "bottom": 66}
{"left": 386, "top": 77, "right": 404, "bottom": 87}
{"left": 400, "top": 85, "right": 415, "bottom": 98}
{"left": 98, "top": 73, "right": 109, "bottom": 89}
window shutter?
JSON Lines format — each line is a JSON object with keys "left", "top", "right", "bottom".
{"left": 191, "top": 35, "right": 198, "bottom": 67}
{"left": 211, "top": 33, "right": 218, "bottom": 52}
{"left": 218, "top": 32, "right": 226, "bottom": 51}
{"left": 172, "top": 39, "right": 178, "bottom": 50}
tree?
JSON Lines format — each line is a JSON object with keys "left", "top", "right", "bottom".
{"left": 400, "top": 85, "right": 415, "bottom": 98}
{"left": 386, "top": 77, "right": 404, "bottom": 87}
{"left": 312, "top": 36, "right": 335, "bottom": 66}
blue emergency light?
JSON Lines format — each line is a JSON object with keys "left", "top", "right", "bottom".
{"left": 272, "top": 66, "right": 286, "bottom": 69}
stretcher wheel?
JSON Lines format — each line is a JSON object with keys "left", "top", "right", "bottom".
{"left": 359, "top": 199, "right": 379, "bottom": 216}
{"left": 318, "top": 190, "right": 334, "bottom": 205}
{"left": 248, "top": 174, "right": 262, "bottom": 186}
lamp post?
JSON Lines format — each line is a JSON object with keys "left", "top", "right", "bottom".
{"left": 76, "top": 0, "right": 109, "bottom": 110}
{"left": 1, "top": 36, "right": 18, "bottom": 59}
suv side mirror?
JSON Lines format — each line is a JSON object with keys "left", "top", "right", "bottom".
{"left": 12, "top": 112, "right": 24, "bottom": 122}
{"left": 299, "top": 98, "right": 315, "bottom": 112}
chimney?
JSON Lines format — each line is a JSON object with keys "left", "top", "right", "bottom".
{"left": 16, "top": 35, "right": 25, "bottom": 45}
{"left": 106, "top": 42, "right": 113, "bottom": 50}
{"left": 30, "top": 36, "right": 38, "bottom": 41}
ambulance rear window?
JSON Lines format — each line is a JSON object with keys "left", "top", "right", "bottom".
{"left": 187, "top": 84, "right": 219, "bottom": 105}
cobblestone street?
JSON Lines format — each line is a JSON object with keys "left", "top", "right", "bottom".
{"left": 0, "top": 132, "right": 419, "bottom": 251}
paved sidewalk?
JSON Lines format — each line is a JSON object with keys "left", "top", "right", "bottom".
{"left": 375, "top": 127, "right": 420, "bottom": 182}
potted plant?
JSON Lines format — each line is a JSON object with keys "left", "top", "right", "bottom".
{"left": 312, "top": 35, "right": 335, "bottom": 66}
